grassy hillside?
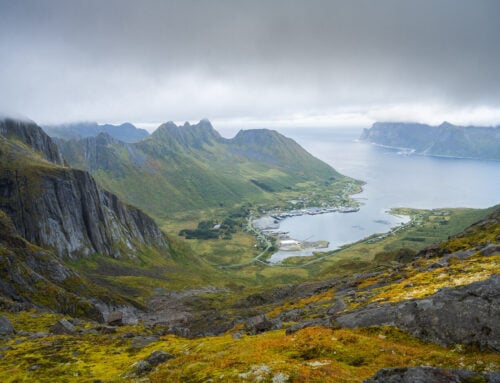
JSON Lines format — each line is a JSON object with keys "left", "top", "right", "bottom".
{"left": 0, "top": 206, "right": 498, "bottom": 382}
{"left": 56, "top": 120, "right": 359, "bottom": 220}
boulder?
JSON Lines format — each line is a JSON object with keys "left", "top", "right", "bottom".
{"left": 245, "top": 314, "right": 273, "bottom": 334}
{"left": 50, "top": 319, "right": 76, "bottom": 335}
{"left": 134, "top": 360, "right": 152, "bottom": 375}
{"left": 0, "top": 316, "right": 15, "bottom": 335}
{"left": 107, "top": 311, "right": 123, "bottom": 326}
{"left": 364, "top": 366, "right": 492, "bottom": 383}
{"left": 335, "top": 275, "right": 500, "bottom": 351}
{"left": 146, "top": 350, "right": 174, "bottom": 366}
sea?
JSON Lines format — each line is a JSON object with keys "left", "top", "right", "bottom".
{"left": 265, "top": 127, "right": 500, "bottom": 263}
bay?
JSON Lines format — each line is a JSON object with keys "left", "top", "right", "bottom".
{"left": 269, "top": 127, "right": 500, "bottom": 263}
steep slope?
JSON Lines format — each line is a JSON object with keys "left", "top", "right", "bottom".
{"left": 56, "top": 119, "right": 353, "bottom": 218}
{"left": 0, "top": 118, "right": 171, "bottom": 316}
{"left": 0, "top": 119, "right": 168, "bottom": 259}
{"left": 0, "top": 207, "right": 498, "bottom": 382}
{"left": 361, "top": 121, "right": 500, "bottom": 160}
{"left": 44, "top": 121, "right": 149, "bottom": 143}
{"left": 0, "top": 210, "right": 105, "bottom": 319}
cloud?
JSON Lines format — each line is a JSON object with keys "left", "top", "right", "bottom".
{"left": 1, "top": 0, "right": 499, "bottom": 126}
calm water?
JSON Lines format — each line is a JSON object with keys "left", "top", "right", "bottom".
{"left": 269, "top": 128, "right": 500, "bottom": 262}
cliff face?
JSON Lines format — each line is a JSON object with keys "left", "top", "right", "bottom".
{"left": 0, "top": 119, "right": 168, "bottom": 259}
{"left": 0, "top": 118, "right": 65, "bottom": 166}
{"left": 360, "top": 121, "right": 500, "bottom": 160}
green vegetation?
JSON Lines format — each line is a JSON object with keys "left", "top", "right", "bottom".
{"left": 57, "top": 121, "right": 361, "bottom": 220}
{"left": 0, "top": 314, "right": 497, "bottom": 383}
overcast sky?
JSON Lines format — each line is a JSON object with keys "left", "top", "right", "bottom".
{"left": 1, "top": 0, "right": 499, "bottom": 130}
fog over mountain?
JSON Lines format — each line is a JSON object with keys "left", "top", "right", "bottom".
{"left": 1, "top": 1, "right": 499, "bottom": 128}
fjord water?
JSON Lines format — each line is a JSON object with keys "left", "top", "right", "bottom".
{"left": 269, "top": 128, "right": 500, "bottom": 262}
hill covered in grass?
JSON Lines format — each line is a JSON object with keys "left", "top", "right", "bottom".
{"left": 0, "top": 206, "right": 498, "bottom": 382}
{"left": 55, "top": 119, "right": 358, "bottom": 218}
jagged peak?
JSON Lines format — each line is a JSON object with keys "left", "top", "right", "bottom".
{"left": 151, "top": 119, "right": 221, "bottom": 147}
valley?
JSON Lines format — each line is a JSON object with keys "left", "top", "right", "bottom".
{"left": 0, "top": 118, "right": 498, "bottom": 382}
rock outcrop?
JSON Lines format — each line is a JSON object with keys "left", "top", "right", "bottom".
{"left": 0, "top": 118, "right": 65, "bottom": 165}
{"left": 364, "top": 366, "right": 497, "bottom": 383}
{"left": 360, "top": 121, "right": 500, "bottom": 160}
{"left": 0, "top": 118, "right": 168, "bottom": 259}
{"left": 335, "top": 275, "right": 500, "bottom": 351}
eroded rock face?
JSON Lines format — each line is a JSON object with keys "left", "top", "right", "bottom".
{"left": 0, "top": 118, "right": 65, "bottom": 166}
{"left": 0, "top": 119, "right": 168, "bottom": 259}
{"left": 335, "top": 275, "right": 500, "bottom": 351}
{"left": 364, "top": 366, "right": 495, "bottom": 383}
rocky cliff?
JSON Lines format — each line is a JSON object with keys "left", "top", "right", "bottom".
{"left": 0, "top": 118, "right": 65, "bottom": 165}
{"left": 0, "top": 118, "right": 168, "bottom": 259}
{"left": 360, "top": 121, "right": 500, "bottom": 160}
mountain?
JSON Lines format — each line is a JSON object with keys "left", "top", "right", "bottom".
{"left": 44, "top": 121, "right": 149, "bottom": 143}
{"left": 360, "top": 121, "right": 500, "bottom": 160}
{"left": 0, "top": 118, "right": 169, "bottom": 316}
{"left": 0, "top": 203, "right": 498, "bottom": 381}
{"left": 55, "top": 119, "right": 352, "bottom": 217}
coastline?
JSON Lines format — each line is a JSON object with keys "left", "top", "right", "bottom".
{"left": 363, "top": 141, "right": 500, "bottom": 162}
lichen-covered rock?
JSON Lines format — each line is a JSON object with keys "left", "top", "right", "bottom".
{"left": 245, "top": 314, "right": 273, "bottom": 334}
{"left": 146, "top": 350, "right": 174, "bottom": 366}
{"left": 0, "top": 316, "right": 15, "bottom": 334}
{"left": 133, "top": 360, "right": 152, "bottom": 375}
{"left": 50, "top": 319, "right": 76, "bottom": 335}
{"left": 107, "top": 311, "right": 123, "bottom": 326}
{"left": 364, "top": 366, "right": 493, "bottom": 383}
{"left": 335, "top": 275, "right": 500, "bottom": 351}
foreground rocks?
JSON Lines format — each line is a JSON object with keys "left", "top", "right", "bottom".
{"left": 364, "top": 366, "right": 499, "bottom": 383}
{"left": 335, "top": 275, "right": 500, "bottom": 351}
{"left": 0, "top": 316, "right": 14, "bottom": 335}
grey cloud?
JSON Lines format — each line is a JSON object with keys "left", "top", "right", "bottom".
{"left": 1, "top": 0, "right": 499, "bottom": 125}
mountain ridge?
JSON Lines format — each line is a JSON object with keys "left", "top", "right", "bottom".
{"left": 55, "top": 119, "right": 352, "bottom": 217}
{"left": 361, "top": 121, "right": 500, "bottom": 160}
{"left": 44, "top": 121, "right": 149, "bottom": 143}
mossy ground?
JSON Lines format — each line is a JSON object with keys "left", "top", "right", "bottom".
{"left": 0, "top": 314, "right": 498, "bottom": 383}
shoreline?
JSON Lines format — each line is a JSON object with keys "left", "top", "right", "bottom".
{"left": 363, "top": 141, "right": 500, "bottom": 162}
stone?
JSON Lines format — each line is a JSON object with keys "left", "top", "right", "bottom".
{"left": 364, "top": 366, "right": 491, "bottom": 383}
{"left": 245, "top": 314, "right": 273, "bottom": 334}
{"left": 327, "top": 298, "right": 346, "bottom": 315}
{"left": 0, "top": 316, "right": 15, "bottom": 335}
{"left": 134, "top": 360, "right": 152, "bottom": 375}
{"left": 146, "top": 350, "right": 174, "bottom": 366}
{"left": 335, "top": 275, "right": 500, "bottom": 351}
{"left": 50, "top": 319, "right": 76, "bottom": 335}
{"left": 107, "top": 311, "right": 124, "bottom": 326}
{"left": 480, "top": 243, "right": 500, "bottom": 256}
{"left": 231, "top": 332, "right": 242, "bottom": 339}
{"left": 96, "top": 326, "right": 116, "bottom": 334}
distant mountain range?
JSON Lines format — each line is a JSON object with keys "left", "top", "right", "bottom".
{"left": 44, "top": 121, "right": 149, "bottom": 143}
{"left": 55, "top": 119, "right": 350, "bottom": 217}
{"left": 360, "top": 121, "right": 500, "bottom": 160}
